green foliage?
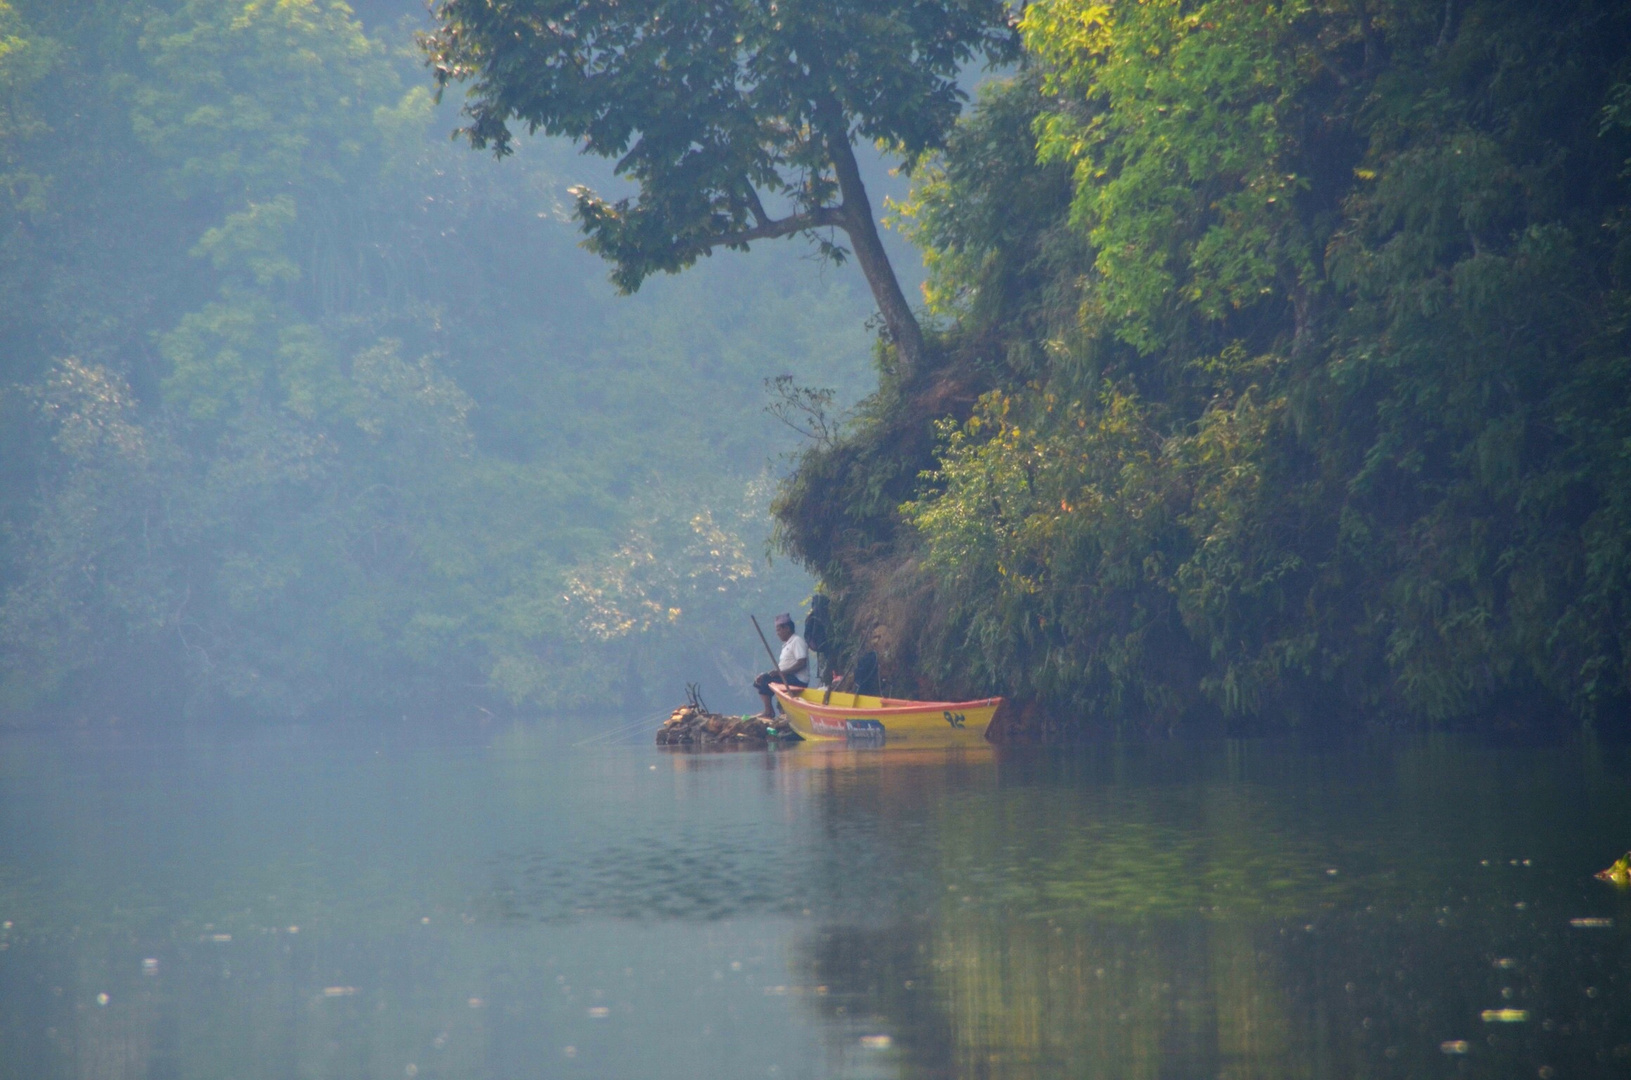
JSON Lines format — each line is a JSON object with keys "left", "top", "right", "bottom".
{"left": 0, "top": 0, "right": 55, "bottom": 216}
{"left": 135, "top": 0, "right": 395, "bottom": 198}
{"left": 890, "top": 73, "right": 1080, "bottom": 341}
{"left": 903, "top": 387, "right": 1199, "bottom": 719}
{"left": 423, "top": 0, "right": 1017, "bottom": 373}
{"left": 775, "top": 0, "right": 1631, "bottom": 731}
{"left": 424, "top": 0, "right": 1014, "bottom": 282}
{"left": 1027, "top": 0, "right": 1321, "bottom": 354}
{"left": 0, "top": 0, "right": 878, "bottom": 721}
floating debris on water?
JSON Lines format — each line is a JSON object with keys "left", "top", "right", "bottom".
{"left": 587, "top": 1006, "right": 609, "bottom": 1018}
{"left": 1440, "top": 1040, "right": 1470, "bottom": 1054}
{"left": 1594, "top": 851, "right": 1631, "bottom": 885}
{"left": 322, "top": 986, "right": 358, "bottom": 997}
{"left": 142, "top": 958, "right": 158, "bottom": 974}
{"left": 1569, "top": 917, "right": 1613, "bottom": 928}
{"left": 860, "top": 1035, "right": 893, "bottom": 1050}
{"left": 95, "top": 993, "right": 109, "bottom": 1006}
{"left": 1481, "top": 1009, "right": 1528, "bottom": 1023}
{"left": 656, "top": 685, "right": 799, "bottom": 748}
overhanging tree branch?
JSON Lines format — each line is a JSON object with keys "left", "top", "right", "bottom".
{"left": 424, "top": 0, "right": 1021, "bottom": 379}
{"left": 714, "top": 205, "right": 845, "bottom": 249}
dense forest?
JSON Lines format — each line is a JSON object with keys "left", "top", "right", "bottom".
{"left": 5, "top": 0, "right": 1630, "bottom": 735}
{"left": 770, "top": 0, "right": 1631, "bottom": 733}
{"left": 0, "top": 0, "right": 885, "bottom": 721}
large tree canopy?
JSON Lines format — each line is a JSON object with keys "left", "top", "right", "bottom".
{"left": 422, "top": 0, "right": 1020, "bottom": 375}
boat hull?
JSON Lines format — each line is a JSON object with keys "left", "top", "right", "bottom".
{"left": 772, "top": 685, "right": 1000, "bottom": 745}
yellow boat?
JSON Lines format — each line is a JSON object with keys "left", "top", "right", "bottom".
{"left": 771, "top": 684, "right": 1002, "bottom": 746}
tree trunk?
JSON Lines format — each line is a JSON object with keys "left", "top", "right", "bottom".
{"left": 821, "top": 114, "right": 926, "bottom": 378}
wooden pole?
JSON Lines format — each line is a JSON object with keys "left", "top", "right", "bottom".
{"left": 750, "top": 615, "right": 780, "bottom": 669}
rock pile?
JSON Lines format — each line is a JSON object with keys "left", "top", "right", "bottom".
{"left": 655, "top": 686, "right": 801, "bottom": 748}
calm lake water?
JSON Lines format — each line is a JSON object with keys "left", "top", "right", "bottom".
{"left": 1, "top": 720, "right": 1628, "bottom": 1080}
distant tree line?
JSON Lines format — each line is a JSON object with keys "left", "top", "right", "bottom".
{"left": 0, "top": 0, "right": 871, "bottom": 722}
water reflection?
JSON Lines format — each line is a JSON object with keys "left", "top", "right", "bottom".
{"left": 0, "top": 727, "right": 1628, "bottom": 1079}
{"left": 786, "top": 740, "right": 1631, "bottom": 1079}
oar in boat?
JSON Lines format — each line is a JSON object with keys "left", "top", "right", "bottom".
{"left": 822, "top": 671, "right": 851, "bottom": 706}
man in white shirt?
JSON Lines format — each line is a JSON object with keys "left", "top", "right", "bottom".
{"left": 754, "top": 612, "right": 809, "bottom": 718}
